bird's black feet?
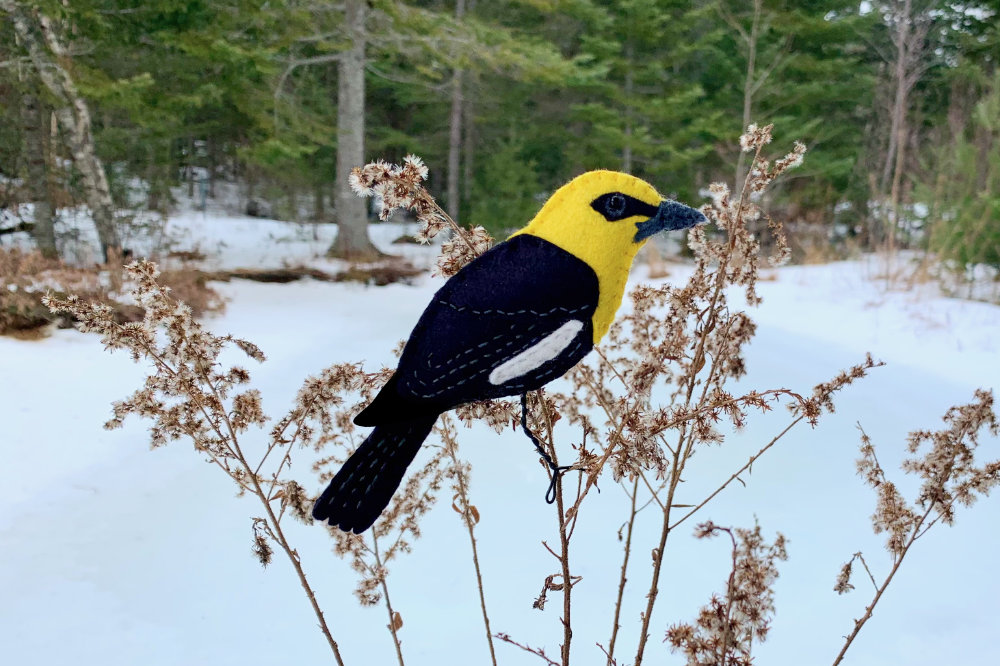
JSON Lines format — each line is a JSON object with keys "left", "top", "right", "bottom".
{"left": 520, "top": 393, "right": 574, "bottom": 504}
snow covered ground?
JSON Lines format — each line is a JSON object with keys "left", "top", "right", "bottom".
{"left": 2, "top": 209, "right": 998, "bottom": 666}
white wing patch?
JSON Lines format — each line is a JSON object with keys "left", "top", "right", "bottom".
{"left": 488, "top": 319, "right": 585, "bottom": 386}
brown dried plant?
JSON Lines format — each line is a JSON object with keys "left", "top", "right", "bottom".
{"left": 831, "top": 390, "right": 999, "bottom": 665}
{"left": 43, "top": 265, "right": 349, "bottom": 666}
{"left": 467, "top": 125, "right": 872, "bottom": 666}
{"left": 665, "top": 521, "right": 788, "bottom": 666}
{"left": 41, "top": 155, "right": 501, "bottom": 666}
{"left": 0, "top": 246, "right": 221, "bottom": 336}
{"left": 348, "top": 130, "right": 872, "bottom": 666}
{"left": 1, "top": 247, "right": 128, "bottom": 334}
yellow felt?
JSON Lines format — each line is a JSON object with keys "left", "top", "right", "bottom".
{"left": 510, "top": 170, "right": 662, "bottom": 344}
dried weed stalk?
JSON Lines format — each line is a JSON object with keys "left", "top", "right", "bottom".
{"left": 44, "top": 263, "right": 347, "bottom": 665}
{"left": 665, "top": 522, "right": 788, "bottom": 666}
{"left": 832, "top": 390, "right": 999, "bottom": 665}
{"left": 349, "top": 132, "right": 873, "bottom": 666}
{"left": 503, "top": 125, "right": 868, "bottom": 666}
{"left": 349, "top": 155, "right": 492, "bottom": 278}
{"left": 44, "top": 153, "right": 503, "bottom": 666}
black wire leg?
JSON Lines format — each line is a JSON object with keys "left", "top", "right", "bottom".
{"left": 520, "top": 392, "right": 573, "bottom": 504}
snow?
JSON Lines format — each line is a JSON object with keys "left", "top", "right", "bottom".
{"left": 2, "top": 209, "right": 999, "bottom": 666}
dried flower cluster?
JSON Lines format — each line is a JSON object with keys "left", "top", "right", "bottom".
{"left": 349, "top": 155, "right": 432, "bottom": 223}
{"left": 901, "top": 389, "right": 999, "bottom": 524}
{"left": 833, "top": 557, "right": 856, "bottom": 595}
{"left": 833, "top": 551, "right": 876, "bottom": 595}
{"left": 831, "top": 390, "right": 998, "bottom": 665}
{"left": 850, "top": 389, "right": 999, "bottom": 562}
{"left": 798, "top": 353, "right": 883, "bottom": 426}
{"left": 739, "top": 123, "right": 773, "bottom": 152}
{"left": 349, "top": 155, "right": 494, "bottom": 278}
{"left": 666, "top": 522, "right": 788, "bottom": 666}
{"left": 434, "top": 225, "right": 493, "bottom": 278}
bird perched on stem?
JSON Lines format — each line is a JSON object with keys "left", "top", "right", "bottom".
{"left": 313, "top": 170, "right": 705, "bottom": 533}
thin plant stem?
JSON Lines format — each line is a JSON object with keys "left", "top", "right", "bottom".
{"left": 606, "top": 477, "right": 640, "bottom": 665}
{"left": 831, "top": 502, "right": 935, "bottom": 666}
{"left": 495, "top": 633, "right": 560, "bottom": 666}
{"left": 426, "top": 195, "right": 480, "bottom": 257}
{"left": 554, "top": 441, "right": 574, "bottom": 666}
{"left": 372, "top": 535, "right": 406, "bottom": 666}
{"left": 856, "top": 553, "right": 879, "bottom": 590}
{"left": 444, "top": 434, "right": 498, "bottom": 666}
{"left": 535, "top": 392, "right": 574, "bottom": 665}
{"left": 671, "top": 416, "right": 805, "bottom": 530}
{"left": 719, "top": 527, "right": 739, "bottom": 665}
{"left": 143, "top": 344, "right": 346, "bottom": 665}
{"left": 637, "top": 471, "right": 666, "bottom": 511}
{"left": 633, "top": 434, "right": 683, "bottom": 665}
{"left": 634, "top": 145, "right": 763, "bottom": 666}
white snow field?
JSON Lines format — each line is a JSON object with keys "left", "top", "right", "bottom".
{"left": 1, "top": 210, "right": 998, "bottom": 666}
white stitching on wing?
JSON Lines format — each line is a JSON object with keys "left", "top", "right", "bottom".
{"left": 488, "top": 320, "right": 585, "bottom": 386}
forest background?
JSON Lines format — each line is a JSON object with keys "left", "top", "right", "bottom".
{"left": 1, "top": 0, "right": 998, "bottom": 281}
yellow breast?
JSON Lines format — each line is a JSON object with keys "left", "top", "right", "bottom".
{"left": 510, "top": 171, "right": 659, "bottom": 344}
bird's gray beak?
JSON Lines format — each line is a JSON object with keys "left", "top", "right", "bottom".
{"left": 634, "top": 200, "right": 707, "bottom": 242}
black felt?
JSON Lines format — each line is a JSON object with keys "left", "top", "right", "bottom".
{"left": 312, "top": 415, "right": 437, "bottom": 533}
{"left": 354, "top": 373, "right": 431, "bottom": 427}
{"left": 355, "top": 234, "right": 599, "bottom": 426}
{"left": 317, "top": 234, "right": 600, "bottom": 532}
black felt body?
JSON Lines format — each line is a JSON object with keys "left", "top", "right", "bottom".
{"left": 356, "top": 234, "right": 599, "bottom": 425}
{"left": 313, "top": 235, "right": 600, "bottom": 531}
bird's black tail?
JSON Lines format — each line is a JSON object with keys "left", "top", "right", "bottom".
{"left": 312, "top": 415, "right": 438, "bottom": 533}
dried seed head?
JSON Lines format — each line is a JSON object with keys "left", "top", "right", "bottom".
{"left": 739, "top": 123, "right": 773, "bottom": 152}
{"left": 834, "top": 559, "right": 856, "bottom": 594}
{"left": 666, "top": 522, "right": 787, "bottom": 665}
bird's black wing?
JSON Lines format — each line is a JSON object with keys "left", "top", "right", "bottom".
{"left": 355, "top": 234, "right": 599, "bottom": 425}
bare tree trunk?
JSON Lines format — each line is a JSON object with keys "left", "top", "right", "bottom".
{"left": 446, "top": 69, "right": 464, "bottom": 221}
{"left": 327, "top": 0, "right": 378, "bottom": 260}
{"left": 460, "top": 1, "right": 477, "bottom": 206}
{"left": 20, "top": 78, "right": 56, "bottom": 258}
{"left": 734, "top": 0, "right": 761, "bottom": 191}
{"left": 884, "top": 0, "right": 911, "bottom": 255}
{"left": 462, "top": 85, "right": 475, "bottom": 203}
{"left": 879, "top": 0, "right": 929, "bottom": 258}
{"left": 622, "top": 40, "right": 634, "bottom": 174}
{"left": 3, "top": 1, "right": 121, "bottom": 261}
{"left": 314, "top": 180, "right": 326, "bottom": 222}
{"left": 445, "top": 0, "right": 467, "bottom": 223}
{"left": 880, "top": 79, "right": 901, "bottom": 194}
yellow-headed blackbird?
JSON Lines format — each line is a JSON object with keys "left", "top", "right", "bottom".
{"left": 313, "top": 170, "right": 705, "bottom": 532}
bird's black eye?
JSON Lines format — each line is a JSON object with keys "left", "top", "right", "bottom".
{"left": 591, "top": 191, "right": 660, "bottom": 222}
{"left": 606, "top": 193, "right": 627, "bottom": 218}
{"left": 592, "top": 192, "right": 633, "bottom": 221}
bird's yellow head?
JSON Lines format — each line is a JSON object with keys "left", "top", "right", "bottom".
{"left": 512, "top": 170, "right": 705, "bottom": 343}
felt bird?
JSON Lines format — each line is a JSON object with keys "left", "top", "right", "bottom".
{"left": 313, "top": 170, "right": 705, "bottom": 533}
